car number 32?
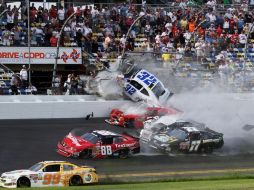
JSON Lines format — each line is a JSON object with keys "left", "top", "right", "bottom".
{"left": 137, "top": 71, "right": 157, "bottom": 86}
{"left": 125, "top": 84, "right": 136, "bottom": 95}
{"left": 101, "top": 146, "right": 112, "bottom": 155}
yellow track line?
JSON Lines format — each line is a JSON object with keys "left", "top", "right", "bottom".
{"left": 100, "top": 168, "right": 254, "bottom": 178}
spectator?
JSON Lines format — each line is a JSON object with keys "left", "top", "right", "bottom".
{"left": 6, "top": 11, "right": 14, "bottom": 31}
{"left": 10, "top": 74, "right": 18, "bottom": 95}
{"left": 57, "top": 6, "right": 65, "bottom": 24}
{"left": 20, "top": 65, "right": 28, "bottom": 90}
{"left": 50, "top": 32, "right": 58, "bottom": 47}
{"left": 70, "top": 76, "right": 78, "bottom": 95}
{"left": 49, "top": 5, "right": 57, "bottom": 20}
{"left": 28, "top": 83, "right": 37, "bottom": 95}
{"left": 64, "top": 74, "right": 72, "bottom": 95}
{"left": 2, "top": 29, "right": 11, "bottom": 46}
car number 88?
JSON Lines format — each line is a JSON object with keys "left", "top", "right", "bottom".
{"left": 101, "top": 146, "right": 112, "bottom": 155}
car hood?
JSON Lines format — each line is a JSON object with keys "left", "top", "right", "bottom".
{"left": 153, "top": 134, "right": 180, "bottom": 144}
{"left": 1, "top": 170, "right": 36, "bottom": 177}
{"left": 65, "top": 133, "right": 94, "bottom": 149}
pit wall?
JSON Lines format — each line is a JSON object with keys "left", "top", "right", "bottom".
{"left": 0, "top": 95, "right": 127, "bottom": 119}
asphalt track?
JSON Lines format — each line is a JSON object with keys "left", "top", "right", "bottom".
{"left": 1, "top": 118, "right": 254, "bottom": 182}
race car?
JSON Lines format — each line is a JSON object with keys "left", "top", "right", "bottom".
{"left": 57, "top": 130, "right": 140, "bottom": 159}
{"left": 120, "top": 68, "right": 173, "bottom": 105}
{"left": 140, "top": 116, "right": 224, "bottom": 154}
{"left": 105, "top": 106, "right": 181, "bottom": 129}
{"left": 0, "top": 161, "right": 98, "bottom": 188}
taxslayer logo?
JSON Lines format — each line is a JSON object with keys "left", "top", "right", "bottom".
{"left": 60, "top": 49, "right": 80, "bottom": 63}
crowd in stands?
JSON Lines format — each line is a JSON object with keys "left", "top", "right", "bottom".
{"left": 0, "top": 1, "right": 254, "bottom": 58}
{"left": 1, "top": 1, "right": 254, "bottom": 94}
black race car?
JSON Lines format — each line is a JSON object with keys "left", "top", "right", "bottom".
{"left": 140, "top": 117, "right": 224, "bottom": 153}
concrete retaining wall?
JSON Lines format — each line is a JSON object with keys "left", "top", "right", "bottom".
{"left": 0, "top": 95, "right": 127, "bottom": 119}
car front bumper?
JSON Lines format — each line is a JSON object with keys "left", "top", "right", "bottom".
{"left": 0, "top": 177, "right": 17, "bottom": 188}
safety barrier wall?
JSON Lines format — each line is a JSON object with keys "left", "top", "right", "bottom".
{"left": 0, "top": 95, "right": 128, "bottom": 119}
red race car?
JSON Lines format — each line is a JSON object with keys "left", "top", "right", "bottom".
{"left": 57, "top": 130, "right": 140, "bottom": 159}
{"left": 105, "top": 106, "right": 181, "bottom": 129}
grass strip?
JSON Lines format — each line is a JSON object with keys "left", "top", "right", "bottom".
{"left": 1, "top": 178, "right": 254, "bottom": 190}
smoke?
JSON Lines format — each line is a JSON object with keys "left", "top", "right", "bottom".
{"left": 168, "top": 84, "right": 254, "bottom": 155}
{"left": 137, "top": 54, "right": 254, "bottom": 155}
{"left": 94, "top": 53, "right": 254, "bottom": 155}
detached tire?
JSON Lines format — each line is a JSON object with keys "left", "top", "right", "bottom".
{"left": 17, "top": 177, "right": 30, "bottom": 188}
{"left": 69, "top": 175, "right": 83, "bottom": 186}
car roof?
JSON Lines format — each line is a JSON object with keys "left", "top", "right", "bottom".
{"left": 39, "top": 161, "right": 75, "bottom": 165}
{"left": 132, "top": 69, "right": 160, "bottom": 89}
{"left": 92, "top": 130, "right": 120, "bottom": 137}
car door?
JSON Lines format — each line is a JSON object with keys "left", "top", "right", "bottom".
{"left": 100, "top": 137, "right": 114, "bottom": 157}
{"left": 38, "top": 164, "right": 63, "bottom": 187}
{"left": 189, "top": 132, "right": 201, "bottom": 152}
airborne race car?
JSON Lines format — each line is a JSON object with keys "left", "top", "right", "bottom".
{"left": 140, "top": 116, "right": 224, "bottom": 154}
{"left": 120, "top": 68, "right": 174, "bottom": 105}
{"left": 0, "top": 161, "right": 98, "bottom": 188}
{"left": 57, "top": 130, "right": 140, "bottom": 159}
{"left": 105, "top": 106, "right": 181, "bottom": 129}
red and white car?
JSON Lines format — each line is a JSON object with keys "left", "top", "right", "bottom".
{"left": 57, "top": 130, "right": 140, "bottom": 159}
{"left": 105, "top": 106, "right": 181, "bottom": 129}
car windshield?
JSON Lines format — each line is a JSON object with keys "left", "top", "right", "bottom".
{"left": 168, "top": 128, "right": 188, "bottom": 140}
{"left": 29, "top": 163, "right": 44, "bottom": 172}
{"left": 81, "top": 133, "right": 99, "bottom": 144}
{"left": 151, "top": 82, "right": 165, "bottom": 98}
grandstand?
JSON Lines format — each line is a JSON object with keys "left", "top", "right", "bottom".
{"left": 0, "top": 0, "right": 254, "bottom": 94}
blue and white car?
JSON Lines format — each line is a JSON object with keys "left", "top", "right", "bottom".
{"left": 123, "top": 69, "right": 173, "bottom": 105}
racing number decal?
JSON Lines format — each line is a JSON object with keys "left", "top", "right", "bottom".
{"left": 189, "top": 141, "right": 201, "bottom": 152}
{"left": 101, "top": 146, "right": 112, "bottom": 155}
{"left": 125, "top": 84, "right": 136, "bottom": 95}
{"left": 137, "top": 71, "right": 157, "bottom": 86}
{"left": 42, "top": 173, "right": 61, "bottom": 185}
{"left": 137, "top": 71, "right": 150, "bottom": 80}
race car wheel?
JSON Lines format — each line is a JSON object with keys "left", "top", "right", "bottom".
{"left": 17, "top": 177, "right": 31, "bottom": 188}
{"left": 79, "top": 149, "right": 91, "bottom": 159}
{"left": 119, "top": 149, "right": 129, "bottom": 159}
{"left": 201, "top": 146, "right": 213, "bottom": 153}
{"left": 69, "top": 175, "right": 83, "bottom": 186}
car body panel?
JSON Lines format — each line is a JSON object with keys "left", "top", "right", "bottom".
{"left": 0, "top": 161, "right": 98, "bottom": 188}
{"left": 105, "top": 107, "right": 181, "bottom": 129}
{"left": 57, "top": 130, "right": 140, "bottom": 158}
{"left": 123, "top": 69, "right": 173, "bottom": 105}
{"left": 140, "top": 117, "right": 224, "bottom": 154}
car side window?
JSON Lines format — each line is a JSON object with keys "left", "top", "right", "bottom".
{"left": 140, "top": 88, "right": 149, "bottom": 96}
{"left": 114, "top": 137, "right": 123, "bottom": 143}
{"left": 189, "top": 133, "right": 201, "bottom": 141}
{"left": 63, "top": 164, "right": 74, "bottom": 171}
{"left": 101, "top": 137, "right": 113, "bottom": 145}
{"left": 43, "top": 164, "right": 60, "bottom": 172}
{"left": 130, "top": 80, "right": 142, "bottom": 90}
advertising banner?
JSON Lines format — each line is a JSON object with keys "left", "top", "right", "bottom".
{"left": 0, "top": 47, "right": 82, "bottom": 64}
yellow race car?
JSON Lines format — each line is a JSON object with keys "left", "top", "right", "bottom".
{"left": 0, "top": 161, "right": 98, "bottom": 188}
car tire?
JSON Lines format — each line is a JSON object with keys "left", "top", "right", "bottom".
{"left": 17, "top": 177, "right": 31, "bottom": 188}
{"left": 69, "top": 175, "right": 83, "bottom": 186}
{"left": 119, "top": 149, "right": 129, "bottom": 159}
{"left": 202, "top": 145, "right": 213, "bottom": 153}
{"left": 79, "top": 149, "right": 91, "bottom": 159}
